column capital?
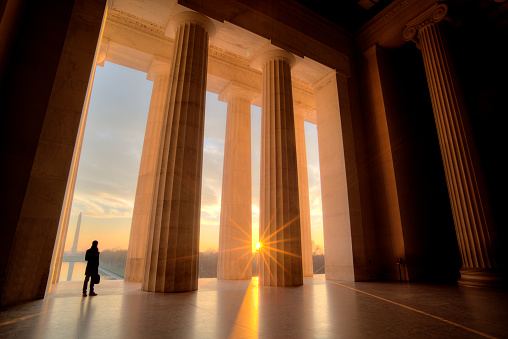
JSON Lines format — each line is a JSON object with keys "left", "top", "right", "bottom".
{"left": 146, "top": 56, "right": 171, "bottom": 81}
{"left": 250, "top": 46, "right": 297, "bottom": 71}
{"left": 168, "top": 11, "right": 216, "bottom": 39}
{"left": 402, "top": 3, "right": 448, "bottom": 43}
{"left": 218, "top": 81, "right": 259, "bottom": 103}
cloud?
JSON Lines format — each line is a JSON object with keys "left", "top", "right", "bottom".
{"left": 201, "top": 137, "right": 225, "bottom": 228}
{"left": 71, "top": 191, "right": 134, "bottom": 218}
{"left": 70, "top": 63, "right": 152, "bottom": 221}
{"left": 200, "top": 201, "right": 221, "bottom": 225}
{"left": 203, "top": 140, "right": 224, "bottom": 158}
{"left": 204, "top": 92, "right": 227, "bottom": 140}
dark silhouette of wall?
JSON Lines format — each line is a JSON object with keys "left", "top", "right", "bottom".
{"left": 0, "top": 0, "right": 106, "bottom": 307}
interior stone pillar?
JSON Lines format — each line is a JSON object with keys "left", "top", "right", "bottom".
{"left": 125, "top": 57, "right": 170, "bottom": 283}
{"left": 217, "top": 83, "right": 255, "bottom": 280}
{"left": 0, "top": 0, "right": 106, "bottom": 307}
{"left": 49, "top": 38, "right": 109, "bottom": 286}
{"left": 252, "top": 49, "right": 303, "bottom": 287}
{"left": 403, "top": 4, "right": 503, "bottom": 287}
{"left": 362, "top": 45, "right": 406, "bottom": 280}
{"left": 294, "top": 107, "right": 313, "bottom": 277}
{"left": 314, "top": 71, "right": 361, "bottom": 282}
{"left": 142, "top": 11, "right": 215, "bottom": 293}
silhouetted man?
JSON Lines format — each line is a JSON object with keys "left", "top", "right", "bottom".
{"left": 83, "top": 240, "right": 100, "bottom": 297}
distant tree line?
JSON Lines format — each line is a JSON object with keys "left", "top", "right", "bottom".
{"left": 100, "top": 248, "right": 127, "bottom": 270}
{"left": 199, "top": 243, "right": 326, "bottom": 278}
{"left": 199, "top": 249, "right": 219, "bottom": 278}
{"left": 312, "top": 242, "right": 325, "bottom": 274}
{"left": 91, "top": 245, "right": 325, "bottom": 280}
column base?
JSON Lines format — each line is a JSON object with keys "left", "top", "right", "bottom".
{"left": 458, "top": 268, "right": 507, "bottom": 288}
{"left": 124, "top": 258, "right": 144, "bottom": 282}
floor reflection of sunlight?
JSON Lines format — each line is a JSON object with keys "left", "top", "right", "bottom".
{"left": 229, "top": 277, "right": 259, "bottom": 338}
{"left": 252, "top": 277, "right": 259, "bottom": 311}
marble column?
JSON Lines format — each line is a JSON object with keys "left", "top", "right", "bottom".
{"left": 294, "top": 107, "right": 313, "bottom": 277}
{"left": 125, "top": 57, "right": 170, "bottom": 283}
{"left": 142, "top": 11, "right": 215, "bottom": 293}
{"left": 403, "top": 4, "right": 503, "bottom": 286}
{"left": 217, "top": 83, "right": 256, "bottom": 280}
{"left": 253, "top": 49, "right": 303, "bottom": 287}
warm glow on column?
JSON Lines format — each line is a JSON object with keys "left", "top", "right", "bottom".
{"left": 256, "top": 242, "right": 261, "bottom": 250}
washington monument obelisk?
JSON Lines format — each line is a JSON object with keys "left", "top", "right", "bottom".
{"left": 70, "top": 212, "right": 82, "bottom": 255}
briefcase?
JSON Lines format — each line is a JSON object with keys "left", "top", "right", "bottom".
{"left": 92, "top": 273, "right": 100, "bottom": 284}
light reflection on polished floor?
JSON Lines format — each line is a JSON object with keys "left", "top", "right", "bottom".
{"left": 1, "top": 275, "right": 508, "bottom": 338}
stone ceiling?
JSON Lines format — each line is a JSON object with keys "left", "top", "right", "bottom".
{"left": 293, "top": 0, "right": 395, "bottom": 32}
{"left": 106, "top": 0, "right": 338, "bottom": 118}
{"left": 108, "top": 0, "right": 332, "bottom": 81}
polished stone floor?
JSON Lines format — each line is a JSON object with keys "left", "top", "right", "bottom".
{"left": 1, "top": 275, "right": 507, "bottom": 338}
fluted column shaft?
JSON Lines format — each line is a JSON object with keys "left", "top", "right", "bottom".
{"left": 217, "top": 85, "right": 254, "bottom": 280}
{"left": 404, "top": 4, "right": 501, "bottom": 286}
{"left": 255, "top": 49, "right": 303, "bottom": 287}
{"left": 294, "top": 108, "right": 313, "bottom": 277}
{"left": 142, "top": 12, "right": 214, "bottom": 292}
{"left": 125, "top": 58, "right": 170, "bottom": 282}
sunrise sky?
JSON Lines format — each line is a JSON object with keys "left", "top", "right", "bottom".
{"left": 65, "top": 62, "right": 323, "bottom": 253}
